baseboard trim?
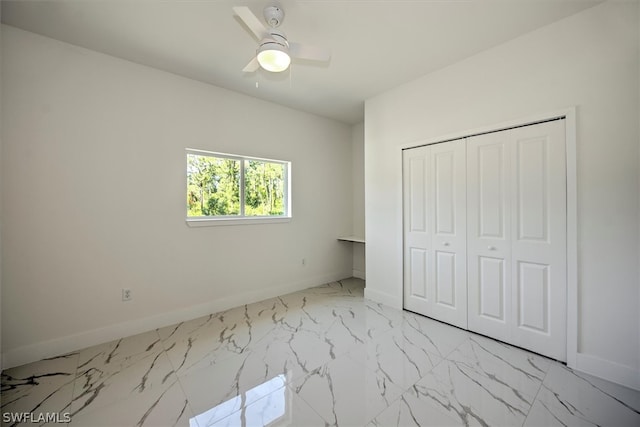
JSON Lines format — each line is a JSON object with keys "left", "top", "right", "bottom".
{"left": 352, "top": 269, "right": 365, "bottom": 280}
{"left": 364, "top": 287, "right": 402, "bottom": 310}
{"left": 2, "top": 272, "right": 351, "bottom": 370}
{"left": 575, "top": 352, "right": 640, "bottom": 391}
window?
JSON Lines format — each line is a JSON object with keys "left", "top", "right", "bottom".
{"left": 186, "top": 149, "right": 290, "bottom": 224}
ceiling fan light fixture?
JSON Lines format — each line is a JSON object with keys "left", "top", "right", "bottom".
{"left": 257, "top": 42, "right": 291, "bottom": 72}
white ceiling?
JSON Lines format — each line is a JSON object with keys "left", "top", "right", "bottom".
{"left": 1, "top": 0, "right": 600, "bottom": 124}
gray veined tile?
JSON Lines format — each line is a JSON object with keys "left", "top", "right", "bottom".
{"left": 157, "top": 302, "right": 277, "bottom": 377}
{"left": 200, "top": 385, "right": 329, "bottom": 427}
{"left": 12, "top": 278, "right": 640, "bottom": 427}
{"left": 368, "top": 386, "right": 462, "bottom": 427}
{"left": 399, "top": 311, "right": 470, "bottom": 359}
{"left": 314, "top": 278, "right": 362, "bottom": 292}
{"left": 331, "top": 277, "right": 366, "bottom": 292}
{"left": 251, "top": 332, "right": 329, "bottom": 381}
{"left": 179, "top": 349, "right": 295, "bottom": 426}
{"left": 157, "top": 314, "right": 219, "bottom": 373}
{"left": 179, "top": 330, "right": 328, "bottom": 413}
{"left": 1, "top": 353, "right": 78, "bottom": 427}
{"left": 364, "top": 300, "right": 405, "bottom": 330}
{"left": 329, "top": 300, "right": 399, "bottom": 344}
{"left": 410, "top": 358, "right": 533, "bottom": 426}
{"left": 233, "top": 299, "right": 289, "bottom": 342}
{"left": 290, "top": 354, "right": 404, "bottom": 426}
{"left": 280, "top": 292, "right": 362, "bottom": 322}
{"left": 535, "top": 363, "right": 640, "bottom": 427}
{"left": 69, "top": 377, "right": 195, "bottom": 427}
{"left": 249, "top": 296, "right": 297, "bottom": 332}
{"left": 305, "top": 279, "right": 365, "bottom": 300}
{"left": 447, "top": 336, "right": 550, "bottom": 401}
{"left": 75, "top": 329, "right": 164, "bottom": 373}
{"left": 318, "top": 295, "right": 392, "bottom": 358}
{"left": 292, "top": 325, "right": 344, "bottom": 363}
{"left": 269, "top": 294, "right": 341, "bottom": 338}
{"left": 71, "top": 342, "right": 178, "bottom": 420}
{"left": 554, "top": 364, "right": 640, "bottom": 412}
{"left": 347, "top": 327, "right": 443, "bottom": 392}
{"left": 261, "top": 318, "right": 350, "bottom": 371}
{"left": 524, "top": 399, "right": 599, "bottom": 427}
{"left": 321, "top": 313, "right": 368, "bottom": 358}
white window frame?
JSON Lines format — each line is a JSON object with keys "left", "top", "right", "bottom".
{"left": 185, "top": 148, "right": 292, "bottom": 227}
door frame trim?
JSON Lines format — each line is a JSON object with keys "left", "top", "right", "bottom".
{"left": 399, "top": 107, "right": 577, "bottom": 368}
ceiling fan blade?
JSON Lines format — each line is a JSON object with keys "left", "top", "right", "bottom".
{"left": 242, "top": 57, "right": 260, "bottom": 73}
{"left": 233, "top": 6, "right": 269, "bottom": 41}
{"left": 289, "top": 42, "right": 331, "bottom": 62}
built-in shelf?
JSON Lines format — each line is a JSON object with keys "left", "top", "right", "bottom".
{"left": 337, "top": 236, "right": 365, "bottom": 244}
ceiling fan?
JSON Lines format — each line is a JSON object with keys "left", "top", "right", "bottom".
{"left": 233, "top": 4, "right": 331, "bottom": 73}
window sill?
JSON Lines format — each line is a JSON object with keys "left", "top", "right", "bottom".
{"left": 186, "top": 216, "right": 292, "bottom": 227}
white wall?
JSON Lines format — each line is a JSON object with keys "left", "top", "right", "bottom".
{"left": 0, "top": 8, "right": 3, "bottom": 372}
{"left": 365, "top": 1, "right": 640, "bottom": 389}
{"left": 1, "top": 25, "right": 354, "bottom": 368}
{"left": 351, "top": 122, "right": 365, "bottom": 279}
{"left": 637, "top": 0, "right": 640, "bottom": 390}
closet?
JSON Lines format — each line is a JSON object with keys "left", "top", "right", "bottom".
{"left": 403, "top": 119, "right": 567, "bottom": 361}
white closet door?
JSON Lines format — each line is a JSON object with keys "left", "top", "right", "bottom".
{"left": 509, "top": 121, "right": 567, "bottom": 361}
{"left": 403, "top": 139, "right": 467, "bottom": 328}
{"left": 467, "top": 131, "right": 513, "bottom": 342}
{"left": 467, "top": 120, "right": 567, "bottom": 361}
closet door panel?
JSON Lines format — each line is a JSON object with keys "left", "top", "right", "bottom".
{"left": 477, "top": 144, "right": 507, "bottom": 239}
{"left": 408, "top": 248, "right": 428, "bottom": 299}
{"left": 468, "top": 120, "right": 567, "bottom": 361}
{"left": 403, "top": 147, "right": 431, "bottom": 312}
{"left": 467, "top": 132, "right": 512, "bottom": 342}
{"left": 479, "top": 256, "right": 506, "bottom": 321}
{"left": 510, "top": 120, "right": 567, "bottom": 361}
{"left": 403, "top": 139, "right": 467, "bottom": 328}
{"left": 516, "top": 137, "right": 548, "bottom": 241}
{"left": 435, "top": 251, "right": 456, "bottom": 307}
{"left": 517, "top": 261, "right": 549, "bottom": 333}
{"left": 429, "top": 140, "right": 467, "bottom": 327}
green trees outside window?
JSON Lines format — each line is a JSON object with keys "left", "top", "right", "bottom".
{"left": 244, "top": 160, "right": 286, "bottom": 216}
{"left": 187, "top": 154, "right": 240, "bottom": 216}
{"left": 187, "top": 151, "right": 289, "bottom": 219}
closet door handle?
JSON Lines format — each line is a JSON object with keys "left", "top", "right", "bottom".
{"left": 443, "top": 242, "right": 450, "bottom": 246}
{"left": 488, "top": 246, "right": 496, "bottom": 251}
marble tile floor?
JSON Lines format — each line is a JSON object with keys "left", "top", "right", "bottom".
{"left": 2, "top": 278, "right": 639, "bottom": 427}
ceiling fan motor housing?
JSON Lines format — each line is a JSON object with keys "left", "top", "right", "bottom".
{"left": 262, "top": 29, "right": 288, "bottom": 48}
{"left": 263, "top": 6, "right": 284, "bottom": 28}
{"left": 233, "top": 4, "right": 330, "bottom": 73}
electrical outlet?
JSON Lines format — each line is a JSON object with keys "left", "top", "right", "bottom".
{"left": 122, "top": 288, "right": 132, "bottom": 302}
